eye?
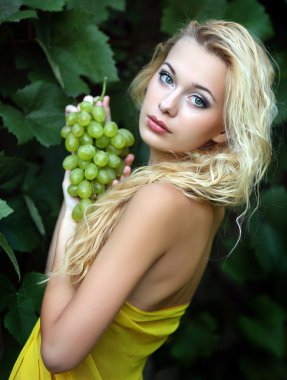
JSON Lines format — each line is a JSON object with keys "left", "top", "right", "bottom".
{"left": 190, "top": 95, "right": 208, "bottom": 108}
{"left": 159, "top": 70, "right": 174, "bottom": 86}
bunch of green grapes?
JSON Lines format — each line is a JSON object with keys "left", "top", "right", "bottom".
{"left": 61, "top": 78, "right": 135, "bottom": 222}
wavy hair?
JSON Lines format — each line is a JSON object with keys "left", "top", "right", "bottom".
{"left": 55, "top": 20, "right": 277, "bottom": 285}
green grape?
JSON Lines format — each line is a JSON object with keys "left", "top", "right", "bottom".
{"left": 66, "top": 112, "right": 78, "bottom": 126}
{"left": 85, "top": 163, "right": 99, "bottom": 180}
{"left": 97, "top": 169, "right": 111, "bottom": 185}
{"left": 78, "top": 110, "right": 91, "bottom": 127}
{"left": 72, "top": 204, "right": 83, "bottom": 222}
{"left": 67, "top": 184, "right": 78, "bottom": 197}
{"left": 87, "top": 121, "right": 104, "bottom": 139}
{"left": 61, "top": 125, "right": 72, "bottom": 138}
{"left": 115, "top": 160, "right": 125, "bottom": 177}
{"left": 107, "top": 144, "right": 122, "bottom": 156}
{"left": 77, "top": 180, "right": 93, "bottom": 199}
{"left": 79, "top": 198, "right": 93, "bottom": 216}
{"left": 93, "top": 180, "right": 105, "bottom": 195}
{"left": 92, "top": 105, "right": 106, "bottom": 123}
{"left": 80, "top": 132, "right": 93, "bottom": 145}
{"left": 72, "top": 123, "right": 84, "bottom": 138}
{"left": 107, "top": 152, "right": 121, "bottom": 169}
{"left": 63, "top": 154, "right": 78, "bottom": 170}
{"left": 78, "top": 158, "right": 91, "bottom": 170}
{"left": 106, "top": 168, "right": 116, "bottom": 183}
{"left": 119, "top": 147, "right": 130, "bottom": 158}
{"left": 79, "top": 101, "right": 93, "bottom": 113}
{"left": 70, "top": 168, "right": 84, "bottom": 185}
{"left": 104, "top": 121, "right": 118, "bottom": 138}
{"left": 77, "top": 144, "right": 96, "bottom": 161}
{"left": 118, "top": 128, "right": 135, "bottom": 147}
{"left": 65, "top": 133, "right": 79, "bottom": 152}
{"left": 93, "top": 150, "right": 108, "bottom": 167}
{"left": 110, "top": 134, "right": 126, "bottom": 149}
{"left": 95, "top": 135, "right": 109, "bottom": 149}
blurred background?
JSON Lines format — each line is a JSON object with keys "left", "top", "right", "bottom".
{"left": 0, "top": 0, "right": 286, "bottom": 379}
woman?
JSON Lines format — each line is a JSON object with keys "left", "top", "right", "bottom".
{"left": 9, "top": 19, "right": 277, "bottom": 379}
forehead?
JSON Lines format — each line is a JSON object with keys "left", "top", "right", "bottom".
{"left": 165, "top": 37, "right": 227, "bottom": 96}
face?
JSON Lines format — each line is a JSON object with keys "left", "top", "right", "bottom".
{"left": 139, "top": 37, "right": 227, "bottom": 163}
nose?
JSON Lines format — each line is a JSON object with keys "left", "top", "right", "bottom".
{"left": 158, "top": 91, "right": 179, "bottom": 117}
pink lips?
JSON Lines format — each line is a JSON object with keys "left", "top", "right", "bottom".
{"left": 147, "top": 116, "right": 171, "bottom": 134}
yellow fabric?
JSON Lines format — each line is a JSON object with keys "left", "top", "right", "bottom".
{"left": 9, "top": 302, "right": 188, "bottom": 380}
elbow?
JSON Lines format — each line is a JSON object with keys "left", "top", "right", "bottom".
{"left": 41, "top": 342, "right": 76, "bottom": 373}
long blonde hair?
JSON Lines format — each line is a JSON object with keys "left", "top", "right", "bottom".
{"left": 56, "top": 20, "right": 277, "bottom": 285}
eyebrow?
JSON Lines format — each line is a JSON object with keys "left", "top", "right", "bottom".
{"left": 162, "top": 61, "right": 216, "bottom": 102}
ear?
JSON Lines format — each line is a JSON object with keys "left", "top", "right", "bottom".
{"left": 212, "top": 131, "right": 227, "bottom": 144}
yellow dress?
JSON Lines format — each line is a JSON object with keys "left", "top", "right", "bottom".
{"left": 9, "top": 302, "right": 189, "bottom": 380}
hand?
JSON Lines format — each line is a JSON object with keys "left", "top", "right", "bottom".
{"left": 112, "top": 153, "right": 135, "bottom": 186}
{"left": 62, "top": 170, "right": 79, "bottom": 213}
{"left": 65, "top": 95, "right": 111, "bottom": 122}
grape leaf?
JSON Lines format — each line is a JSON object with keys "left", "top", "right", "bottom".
{"left": 0, "top": 196, "right": 42, "bottom": 252}
{"left": 36, "top": 11, "right": 119, "bottom": 96}
{"left": 20, "top": 272, "right": 46, "bottom": 312}
{"left": 238, "top": 295, "right": 286, "bottom": 358}
{"left": 161, "top": 0, "right": 227, "bottom": 35}
{"left": 0, "top": 81, "right": 68, "bottom": 146}
{"left": 23, "top": 0, "right": 67, "bottom": 11}
{"left": 0, "top": 274, "right": 15, "bottom": 312}
{"left": 0, "top": 0, "right": 22, "bottom": 23}
{"left": 67, "top": 0, "right": 125, "bottom": 23}
{"left": 0, "top": 152, "right": 28, "bottom": 195}
{"left": 4, "top": 272, "right": 45, "bottom": 344}
{"left": 223, "top": 0, "right": 274, "bottom": 40}
{"left": 5, "top": 9, "right": 37, "bottom": 22}
{"left": 0, "top": 232, "right": 20, "bottom": 280}
{"left": 24, "top": 195, "right": 46, "bottom": 236}
{"left": 4, "top": 293, "right": 37, "bottom": 345}
{"left": 0, "top": 199, "right": 13, "bottom": 220}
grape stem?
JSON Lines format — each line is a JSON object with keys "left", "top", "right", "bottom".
{"left": 99, "top": 77, "right": 107, "bottom": 102}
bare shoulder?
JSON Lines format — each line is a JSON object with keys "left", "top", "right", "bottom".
{"left": 128, "top": 182, "right": 217, "bottom": 233}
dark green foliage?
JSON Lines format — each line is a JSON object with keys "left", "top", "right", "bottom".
{"left": 0, "top": 0, "right": 286, "bottom": 379}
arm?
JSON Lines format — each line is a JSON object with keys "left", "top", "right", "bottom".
{"left": 40, "top": 183, "right": 184, "bottom": 373}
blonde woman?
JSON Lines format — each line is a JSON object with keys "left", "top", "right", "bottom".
{"left": 9, "top": 19, "right": 277, "bottom": 379}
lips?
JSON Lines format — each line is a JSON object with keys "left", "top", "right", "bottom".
{"left": 147, "top": 116, "right": 171, "bottom": 133}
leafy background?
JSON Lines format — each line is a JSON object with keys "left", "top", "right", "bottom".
{"left": 0, "top": 0, "right": 286, "bottom": 379}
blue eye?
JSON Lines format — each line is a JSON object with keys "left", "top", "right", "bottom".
{"left": 191, "top": 95, "right": 207, "bottom": 108}
{"left": 159, "top": 70, "right": 173, "bottom": 85}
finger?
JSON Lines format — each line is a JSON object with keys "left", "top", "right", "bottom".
{"left": 112, "top": 179, "right": 119, "bottom": 187}
{"left": 102, "top": 96, "right": 111, "bottom": 122}
{"left": 122, "top": 166, "right": 132, "bottom": 177}
{"left": 124, "top": 153, "right": 135, "bottom": 167}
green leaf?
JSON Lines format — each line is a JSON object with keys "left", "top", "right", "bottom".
{"left": 4, "top": 272, "right": 46, "bottom": 344}
{"left": 0, "top": 81, "right": 68, "bottom": 146}
{"left": 67, "top": 0, "right": 125, "bottom": 23}
{"left": 223, "top": 0, "right": 274, "bottom": 40}
{"left": 36, "top": 11, "right": 119, "bottom": 96}
{"left": 0, "top": 274, "right": 16, "bottom": 312}
{"left": 0, "top": 152, "right": 28, "bottom": 195}
{"left": 238, "top": 295, "right": 286, "bottom": 358}
{"left": 170, "top": 312, "right": 219, "bottom": 364}
{"left": 249, "top": 187, "right": 287, "bottom": 274}
{"left": 0, "top": 0, "right": 22, "bottom": 23}
{"left": 161, "top": 0, "right": 227, "bottom": 35}
{"left": 4, "top": 293, "right": 37, "bottom": 345}
{"left": 5, "top": 9, "right": 37, "bottom": 22}
{"left": 20, "top": 272, "right": 46, "bottom": 312}
{"left": 0, "top": 232, "right": 20, "bottom": 280}
{"left": 23, "top": 0, "right": 66, "bottom": 11}
{"left": 24, "top": 195, "right": 46, "bottom": 236}
{"left": 0, "top": 199, "right": 13, "bottom": 220}
{"left": 0, "top": 196, "right": 42, "bottom": 252}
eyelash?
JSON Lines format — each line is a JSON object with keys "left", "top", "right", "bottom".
{"left": 158, "top": 69, "right": 208, "bottom": 109}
